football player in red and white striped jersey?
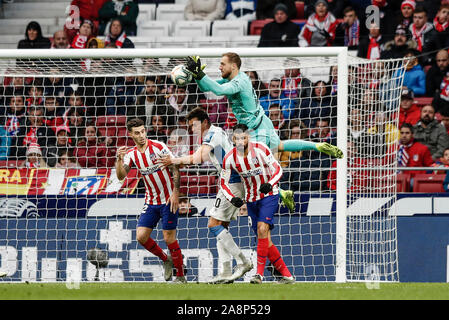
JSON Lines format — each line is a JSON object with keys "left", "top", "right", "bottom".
{"left": 116, "top": 118, "right": 186, "bottom": 283}
{"left": 220, "top": 124, "right": 295, "bottom": 284}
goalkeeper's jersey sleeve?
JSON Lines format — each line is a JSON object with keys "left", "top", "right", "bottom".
{"left": 197, "top": 72, "right": 265, "bottom": 129}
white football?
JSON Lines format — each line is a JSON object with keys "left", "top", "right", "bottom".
{"left": 170, "top": 64, "right": 193, "bottom": 87}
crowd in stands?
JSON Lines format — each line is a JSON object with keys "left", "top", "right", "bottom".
{"left": 1, "top": 0, "right": 449, "bottom": 195}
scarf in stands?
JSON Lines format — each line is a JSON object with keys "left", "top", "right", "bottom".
{"left": 5, "top": 116, "right": 20, "bottom": 136}
{"left": 23, "top": 127, "right": 37, "bottom": 146}
{"left": 25, "top": 161, "right": 40, "bottom": 169}
{"left": 398, "top": 142, "right": 412, "bottom": 167}
{"left": 433, "top": 16, "right": 449, "bottom": 32}
{"left": 282, "top": 76, "right": 302, "bottom": 98}
{"left": 440, "top": 75, "right": 449, "bottom": 102}
{"left": 105, "top": 32, "right": 127, "bottom": 48}
{"left": 367, "top": 35, "right": 382, "bottom": 60}
{"left": 411, "top": 23, "right": 431, "bottom": 51}
{"left": 71, "top": 34, "right": 88, "bottom": 49}
{"left": 344, "top": 19, "right": 360, "bottom": 47}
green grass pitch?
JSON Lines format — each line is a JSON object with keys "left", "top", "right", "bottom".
{"left": 0, "top": 282, "right": 448, "bottom": 300}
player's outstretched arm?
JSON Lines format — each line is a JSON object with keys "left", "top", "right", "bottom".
{"left": 116, "top": 146, "right": 131, "bottom": 180}
{"left": 157, "top": 145, "right": 212, "bottom": 167}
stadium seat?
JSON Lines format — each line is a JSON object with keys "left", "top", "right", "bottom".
{"left": 249, "top": 19, "right": 273, "bottom": 35}
{"left": 156, "top": 4, "right": 186, "bottom": 21}
{"left": 396, "top": 173, "right": 411, "bottom": 192}
{"left": 0, "top": 160, "right": 24, "bottom": 168}
{"left": 413, "top": 174, "right": 446, "bottom": 193}
{"left": 154, "top": 36, "right": 192, "bottom": 48}
{"left": 295, "top": 1, "right": 305, "bottom": 19}
{"left": 180, "top": 175, "right": 217, "bottom": 195}
{"left": 229, "top": 35, "right": 260, "bottom": 47}
{"left": 191, "top": 36, "right": 228, "bottom": 48}
{"left": 96, "top": 115, "right": 127, "bottom": 127}
{"left": 211, "top": 20, "right": 247, "bottom": 37}
{"left": 139, "top": 4, "right": 157, "bottom": 20}
{"left": 173, "top": 21, "right": 210, "bottom": 37}
{"left": 414, "top": 97, "right": 433, "bottom": 107}
{"left": 138, "top": 21, "right": 172, "bottom": 37}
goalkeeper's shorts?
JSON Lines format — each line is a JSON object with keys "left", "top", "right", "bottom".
{"left": 209, "top": 182, "right": 244, "bottom": 222}
{"left": 249, "top": 114, "right": 281, "bottom": 151}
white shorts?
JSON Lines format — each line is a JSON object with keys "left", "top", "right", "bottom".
{"left": 209, "top": 182, "right": 244, "bottom": 222}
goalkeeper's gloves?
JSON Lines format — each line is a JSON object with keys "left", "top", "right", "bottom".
{"left": 316, "top": 142, "right": 344, "bottom": 159}
{"left": 186, "top": 56, "right": 206, "bottom": 80}
{"left": 230, "top": 197, "right": 244, "bottom": 208}
{"left": 259, "top": 183, "right": 273, "bottom": 194}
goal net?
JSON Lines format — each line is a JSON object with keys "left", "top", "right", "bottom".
{"left": 0, "top": 48, "right": 405, "bottom": 283}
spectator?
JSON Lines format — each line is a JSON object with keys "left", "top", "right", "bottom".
{"left": 44, "top": 68, "right": 75, "bottom": 106}
{"left": 47, "top": 125, "right": 73, "bottom": 167}
{"left": 279, "top": 119, "right": 307, "bottom": 167}
{"left": 224, "top": 0, "right": 256, "bottom": 20}
{"left": 21, "top": 143, "right": 47, "bottom": 168}
{"left": 106, "top": 72, "right": 144, "bottom": 116}
{"left": 87, "top": 37, "right": 105, "bottom": 48}
{"left": 281, "top": 67, "right": 313, "bottom": 99}
{"left": 402, "top": 49, "right": 426, "bottom": 96}
{"left": 184, "top": 0, "right": 226, "bottom": 20}
{"left": 299, "top": 80, "right": 335, "bottom": 127}
{"left": 334, "top": 6, "right": 361, "bottom": 50}
{"left": 367, "top": 112, "right": 400, "bottom": 147}
{"left": 440, "top": 108, "right": 449, "bottom": 135}
{"left": 25, "top": 85, "right": 44, "bottom": 107}
{"left": 165, "top": 86, "right": 197, "bottom": 127}
{"left": 328, "top": 65, "right": 338, "bottom": 96}
{"left": 414, "top": 0, "right": 442, "bottom": 21}
{"left": 71, "top": 19, "right": 94, "bottom": 49}
{"left": 256, "top": 0, "right": 296, "bottom": 20}
{"left": 257, "top": 3, "right": 300, "bottom": 47}
{"left": 398, "top": 122, "right": 434, "bottom": 179}
{"left": 399, "top": 88, "right": 421, "bottom": 128}
{"left": 433, "top": 4, "right": 449, "bottom": 45}
{"left": 370, "top": 0, "right": 397, "bottom": 40}
{"left": 381, "top": 25, "right": 417, "bottom": 60}
{"left": 304, "top": 0, "right": 348, "bottom": 19}
{"left": 348, "top": 107, "right": 367, "bottom": 143}
{"left": 298, "top": 0, "right": 338, "bottom": 47}
{"left": 396, "top": 0, "right": 415, "bottom": 29}
{"left": 42, "top": 95, "right": 64, "bottom": 133}
{"left": 17, "top": 21, "right": 51, "bottom": 49}
{"left": 268, "top": 103, "right": 285, "bottom": 132}
{"left": 65, "top": 0, "right": 107, "bottom": 42}
{"left": 434, "top": 147, "right": 449, "bottom": 173}
{"left": 413, "top": 104, "right": 449, "bottom": 160}
{"left": 167, "top": 128, "right": 190, "bottom": 157}
{"left": 310, "top": 118, "right": 337, "bottom": 146}
{"left": 132, "top": 76, "right": 161, "bottom": 126}
{"left": 178, "top": 197, "right": 199, "bottom": 217}
{"left": 409, "top": 6, "right": 442, "bottom": 65}
{"left": 67, "top": 107, "right": 86, "bottom": 147}
{"left": 147, "top": 114, "right": 168, "bottom": 143}
{"left": 103, "top": 18, "right": 135, "bottom": 48}
{"left": 0, "top": 122, "right": 11, "bottom": 161}
{"left": 55, "top": 149, "right": 79, "bottom": 168}
{"left": 357, "top": 22, "right": 386, "bottom": 60}
{"left": 427, "top": 50, "right": 449, "bottom": 99}
{"left": 75, "top": 125, "right": 107, "bottom": 168}
{"left": 4, "top": 95, "right": 26, "bottom": 159}
{"left": 246, "top": 71, "right": 269, "bottom": 99}
{"left": 434, "top": 72, "right": 449, "bottom": 113}
{"left": 52, "top": 30, "right": 70, "bottom": 49}
{"left": 259, "top": 78, "right": 297, "bottom": 119}
{"left": 99, "top": 0, "right": 139, "bottom": 36}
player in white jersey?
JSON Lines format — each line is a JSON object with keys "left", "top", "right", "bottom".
{"left": 116, "top": 118, "right": 186, "bottom": 283}
{"left": 157, "top": 107, "right": 253, "bottom": 284}
{"left": 220, "top": 123, "right": 295, "bottom": 284}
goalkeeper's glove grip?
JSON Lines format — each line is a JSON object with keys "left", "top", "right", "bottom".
{"left": 259, "top": 183, "right": 273, "bottom": 194}
{"left": 231, "top": 197, "right": 244, "bottom": 208}
{"left": 186, "top": 56, "right": 206, "bottom": 80}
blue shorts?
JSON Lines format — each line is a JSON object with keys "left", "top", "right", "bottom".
{"left": 137, "top": 204, "right": 179, "bottom": 230}
{"left": 246, "top": 194, "right": 279, "bottom": 235}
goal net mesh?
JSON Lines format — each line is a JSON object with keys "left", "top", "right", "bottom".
{"left": 0, "top": 52, "right": 405, "bottom": 282}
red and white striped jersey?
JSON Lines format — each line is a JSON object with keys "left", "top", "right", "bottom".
{"left": 220, "top": 141, "right": 283, "bottom": 203}
{"left": 123, "top": 139, "right": 174, "bottom": 205}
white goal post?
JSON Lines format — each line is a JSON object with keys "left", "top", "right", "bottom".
{"left": 0, "top": 47, "right": 404, "bottom": 283}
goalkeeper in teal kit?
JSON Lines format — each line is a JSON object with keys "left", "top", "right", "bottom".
{"left": 185, "top": 52, "right": 343, "bottom": 212}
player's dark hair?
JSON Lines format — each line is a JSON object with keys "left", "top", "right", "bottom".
{"left": 186, "top": 107, "right": 210, "bottom": 124}
{"left": 222, "top": 52, "right": 242, "bottom": 69}
{"left": 127, "top": 117, "right": 145, "bottom": 132}
{"left": 233, "top": 123, "right": 249, "bottom": 133}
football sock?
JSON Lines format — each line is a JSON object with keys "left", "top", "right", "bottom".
{"left": 216, "top": 228, "right": 245, "bottom": 265}
{"left": 267, "top": 244, "right": 292, "bottom": 277}
{"left": 168, "top": 240, "right": 184, "bottom": 277}
{"left": 283, "top": 139, "right": 318, "bottom": 152}
{"left": 142, "top": 238, "right": 167, "bottom": 262}
{"left": 257, "top": 238, "right": 269, "bottom": 276}
{"left": 216, "top": 240, "right": 232, "bottom": 275}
